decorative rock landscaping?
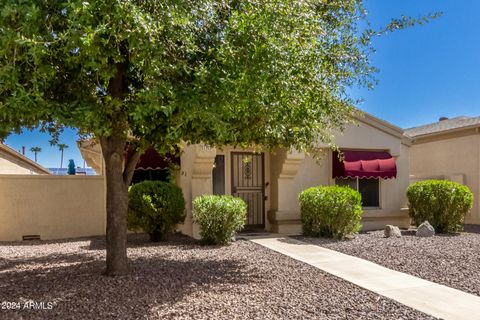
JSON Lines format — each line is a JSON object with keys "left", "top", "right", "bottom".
{"left": 0, "top": 234, "right": 434, "bottom": 319}
{"left": 298, "top": 229, "right": 480, "bottom": 297}
{"left": 384, "top": 225, "right": 402, "bottom": 238}
{"left": 416, "top": 221, "right": 435, "bottom": 237}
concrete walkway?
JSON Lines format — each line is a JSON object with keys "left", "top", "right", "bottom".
{"left": 248, "top": 236, "right": 480, "bottom": 320}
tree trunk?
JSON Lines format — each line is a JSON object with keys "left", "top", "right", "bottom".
{"left": 101, "top": 40, "right": 140, "bottom": 276}
{"left": 101, "top": 134, "right": 129, "bottom": 276}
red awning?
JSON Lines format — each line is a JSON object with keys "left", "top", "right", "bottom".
{"left": 332, "top": 150, "right": 397, "bottom": 179}
{"left": 126, "top": 147, "right": 179, "bottom": 171}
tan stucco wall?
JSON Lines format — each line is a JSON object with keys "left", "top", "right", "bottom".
{"left": 178, "top": 118, "right": 411, "bottom": 236}
{"left": 334, "top": 121, "right": 403, "bottom": 156}
{"left": 267, "top": 120, "right": 411, "bottom": 233}
{"left": 0, "top": 175, "right": 105, "bottom": 241}
{"left": 0, "top": 150, "right": 47, "bottom": 175}
{"left": 410, "top": 133, "right": 480, "bottom": 224}
{"left": 177, "top": 144, "right": 198, "bottom": 237}
{"left": 335, "top": 121, "right": 411, "bottom": 229}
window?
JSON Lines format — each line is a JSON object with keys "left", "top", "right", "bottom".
{"left": 336, "top": 178, "right": 380, "bottom": 208}
{"left": 212, "top": 155, "right": 225, "bottom": 195}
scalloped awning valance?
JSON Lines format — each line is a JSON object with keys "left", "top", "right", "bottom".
{"left": 332, "top": 150, "right": 397, "bottom": 179}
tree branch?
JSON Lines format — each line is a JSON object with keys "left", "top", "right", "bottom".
{"left": 123, "top": 145, "right": 142, "bottom": 185}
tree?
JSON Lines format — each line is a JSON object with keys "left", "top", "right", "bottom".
{"left": 30, "top": 147, "right": 41, "bottom": 163}
{"left": 0, "top": 0, "right": 436, "bottom": 275}
{"left": 58, "top": 143, "right": 69, "bottom": 168}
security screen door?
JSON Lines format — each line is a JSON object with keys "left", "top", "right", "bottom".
{"left": 231, "top": 152, "right": 265, "bottom": 228}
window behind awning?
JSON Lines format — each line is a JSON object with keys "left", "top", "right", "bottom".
{"left": 332, "top": 150, "right": 397, "bottom": 179}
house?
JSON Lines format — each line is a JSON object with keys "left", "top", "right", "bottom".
{"left": 406, "top": 116, "right": 480, "bottom": 225}
{"left": 175, "top": 112, "right": 411, "bottom": 237}
{"left": 79, "top": 112, "right": 411, "bottom": 238}
{"left": 0, "top": 143, "right": 50, "bottom": 175}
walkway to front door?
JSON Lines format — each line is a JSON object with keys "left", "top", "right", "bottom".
{"left": 247, "top": 236, "right": 480, "bottom": 320}
{"left": 231, "top": 152, "right": 265, "bottom": 228}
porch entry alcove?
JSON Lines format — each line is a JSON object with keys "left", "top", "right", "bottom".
{"left": 213, "top": 152, "right": 266, "bottom": 229}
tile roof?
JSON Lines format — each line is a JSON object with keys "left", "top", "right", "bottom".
{"left": 404, "top": 116, "right": 480, "bottom": 138}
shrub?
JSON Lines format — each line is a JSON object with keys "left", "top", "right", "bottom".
{"left": 128, "top": 181, "right": 185, "bottom": 241}
{"left": 407, "top": 180, "right": 473, "bottom": 233}
{"left": 299, "top": 185, "right": 362, "bottom": 239}
{"left": 193, "top": 195, "right": 247, "bottom": 245}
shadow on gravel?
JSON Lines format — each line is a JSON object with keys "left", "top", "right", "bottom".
{"left": 83, "top": 233, "right": 242, "bottom": 252}
{"left": 0, "top": 236, "right": 105, "bottom": 247}
{"left": 0, "top": 253, "right": 98, "bottom": 272}
{"left": 0, "top": 248, "right": 250, "bottom": 319}
{"left": 82, "top": 233, "right": 199, "bottom": 251}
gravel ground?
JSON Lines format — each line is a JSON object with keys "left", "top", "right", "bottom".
{"left": 0, "top": 234, "right": 435, "bottom": 320}
{"left": 297, "top": 230, "right": 480, "bottom": 297}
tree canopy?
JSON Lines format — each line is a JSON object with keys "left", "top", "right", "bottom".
{"left": 1, "top": 0, "right": 380, "bottom": 150}
{"left": 0, "top": 0, "right": 436, "bottom": 275}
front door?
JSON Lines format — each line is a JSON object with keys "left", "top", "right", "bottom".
{"left": 231, "top": 152, "right": 265, "bottom": 228}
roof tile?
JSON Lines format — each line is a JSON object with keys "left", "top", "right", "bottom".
{"left": 405, "top": 116, "right": 480, "bottom": 137}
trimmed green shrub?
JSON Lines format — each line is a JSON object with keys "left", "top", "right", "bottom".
{"left": 193, "top": 195, "right": 247, "bottom": 245}
{"left": 299, "top": 185, "right": 362, "bottom": 239}
{"left": 128, "top": 181, "right": 185, "bottom": 241}
{"left": 407, "top": 180, "right": 473, "bottom": 233}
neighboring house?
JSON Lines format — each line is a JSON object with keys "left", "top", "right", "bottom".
{"left": 80, "top": 112, "right": 412, "bottom": 238}
{"left": 0, "top": 143, "right": 50, "bottom": 175}
{"left": 406, "top": 116, "right": 480, "bottom": 225}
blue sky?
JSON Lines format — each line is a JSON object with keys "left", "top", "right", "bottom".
{"left": 5, "top": 0, "right": 480, "bottom": 168}
{"left": 352, "top": 0, "right": 480, "bottom": 127}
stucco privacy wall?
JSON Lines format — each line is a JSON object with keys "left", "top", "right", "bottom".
{"left": 0, "top": 175, "right": 105, "bottom": 241}
{"left": 410, "top": 133, "right": 480, "bottom": 224}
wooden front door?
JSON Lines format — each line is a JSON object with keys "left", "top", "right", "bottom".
{"left": 231, "top": 152, "right": 265, "bottom": 228}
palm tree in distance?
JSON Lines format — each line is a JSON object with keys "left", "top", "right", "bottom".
{"left": 58, "top": 143, "right": 69, "bottom": 168}
{"left": 30, "top": 146, "right": 42, "bottom": 163}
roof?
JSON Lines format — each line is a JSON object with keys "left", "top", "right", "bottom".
{"left": 354, "top": 111, "right": 411, "bottom": 146}
{"left": 0, "top": 143, "right": 51, "bottom": 174}
{"left": 356, "top": 112, "right": 405, "bottom": 139}
{"left": 405, "top": 116, "right": 480, "bottom": 138}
